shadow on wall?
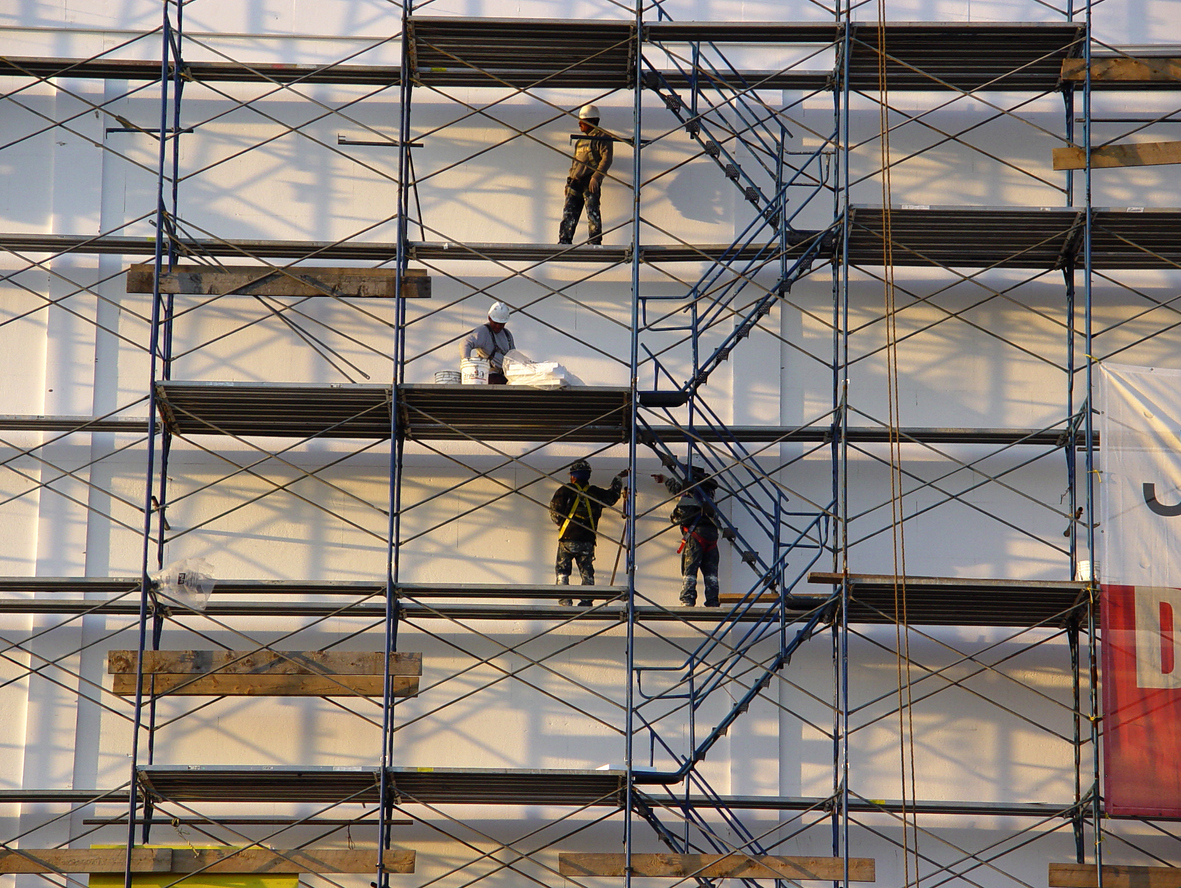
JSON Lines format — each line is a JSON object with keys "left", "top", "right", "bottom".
{"left": 666, "top": 165, "right": 729, "bottom": 225}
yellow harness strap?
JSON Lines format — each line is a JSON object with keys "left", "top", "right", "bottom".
{"left": 558, "top": 483, "right": 596, "bottom": 538}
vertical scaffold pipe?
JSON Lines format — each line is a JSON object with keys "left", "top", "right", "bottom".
{"left": 125, "top": 3, "right": 177, "bottom": 883}
{"left": 835, "top": 3, "right": 854, "bottom": 882}
{"left": 379, "top": 3, "right": 415, "bottom": 887}
{"left": 624, "top": 2, "right": 644, "bottom": 886}
{"left": 1080, "top": 1, "right": 1104, "bottom": 880}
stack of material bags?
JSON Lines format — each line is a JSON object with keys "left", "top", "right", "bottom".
{"left": 502, "top": 350, "right": 582, "bottom": 388}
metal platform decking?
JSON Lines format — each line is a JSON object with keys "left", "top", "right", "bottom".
{"left": 137, "top": 766, "right": 627, "bottom": 805}
{"left": 0, "top": 576, "right": 1089, "bottom": 628}
{"left": 0, "top": 21, "right": 1083, "bottom": 93}
{"left": 154, "top": 382, "right": 633, "bottom": 443}
{"left": 808, "top": 573, "right": 1090, "bottom": 627}
{"left": 8, "top": 208, "right": 1180, "bottom": 270}
{"left": 846, "top": 206, "right": 1181, "bottom": 269}
{"left": 0, "top": 234, "right": 817, "bottom": 265}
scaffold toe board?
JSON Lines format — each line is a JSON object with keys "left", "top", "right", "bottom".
{"left": 808, "top": 573, "right": 1088, "bottom": 627}
{"left": 644, "top": 425, "right": 1093, "bottom": 446}
{"left": 847, "top": 206, "right": 1181, "bottom": 269}
{"left": 0, "top": 57, "right": 402, "bottom": 86}
{"left": 0, "top": 234, "right": 402, "bottom": 262}
{"left": 156, "top": 382, "right": 392, "bottom": 438}
{"left": 408, "top": 18, "right": 634, "bottom": 88}
{"left": 137, "top": 766, "right": 627, "bottom": 806}
{"left": 395, "top": 583, "right": 627, "bottom": 599}
{"left": 398, "top": 385, "right": 631, "bottom": 442}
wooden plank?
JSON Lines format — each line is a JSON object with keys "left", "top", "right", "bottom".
{"left": 108, "top": 650, "right": 421, "bottom": 676}
{"left": 111, "top": 673, "right": 419, "bottom": 697}
{"left": 1053, "top": 141, "right": 1181, "bottom": 170}
{"left": 1062, "top": 57, "right": 1181, "bottom": 83}
{"left": 1050, "top": 863, "right": 1181, "bottom": 888}
{"left": 0, "top": 848, "right": 412, "bottom": 875}
{"left": 559, "top": 853, "right": 875, "bottom": 882}
{"left": 126, "top": 264, "right": 430, "bottom": 298}
{"left": 0, "top": 849, "right": 172, "bottom": 873}
{"left": 170, "top": 849, "right": 412, "bottom": 874}
{"left": 718, "top": 593, "right": 776, "bottom": 604}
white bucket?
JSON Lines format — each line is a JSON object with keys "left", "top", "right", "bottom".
{"left": 1076, "top": 560, "right": 1101, "bottom": 582}
{"left": 461, "top": 357, "right": 489, "bottom": 385}
{"left": 434, "top": 370, "right": 462, "bottom": 384}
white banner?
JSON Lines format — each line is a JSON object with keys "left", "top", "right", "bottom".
{"left": 1100, "top": 363, "right": 1181, "bottom": 587}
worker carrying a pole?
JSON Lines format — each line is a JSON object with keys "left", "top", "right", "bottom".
{"left": 657, "top": 466, "right": 722, "bottom": 608}
{"left": 549, "top": 459, "right": 627, "bottom": 606}
{"left": 461, "top": 301, "right": 514, "bottom": 384}
{"left": 558, "top": 104, "right": 613, "bottom": 246}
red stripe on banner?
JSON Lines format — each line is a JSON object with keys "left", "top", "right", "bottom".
{"left": 1102, "top": 583, "right": 1181, "bottom": 817}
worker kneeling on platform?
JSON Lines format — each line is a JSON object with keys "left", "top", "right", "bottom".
{"left": 664, "top": 467, "right": 721, "bottom": 608}
{"left": 549, "top": 459, "right": 627, "bottom": 606}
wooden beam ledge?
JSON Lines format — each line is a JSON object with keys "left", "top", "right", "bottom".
{"left": 1053, "top": 140, "right": 1181, "bottom": 170}
{"left": 0, "top": 848, "right": 413, "bottom": 874}
{"left": 107, "top": 650, "right": 421, "bottom": 697}
{"left": 1062, "top": 57, "right": 1181, "bottom": 83}
{"left": 558, "top": 853, "right": 875, "bottom": 882}
{"left": 1050, "top": 863, "right": 1181, "bottom": 888}
{"left": 126, "top": 264, "right": 430, "bottom": 299}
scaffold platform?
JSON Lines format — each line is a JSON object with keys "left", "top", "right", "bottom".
{"left": 137, "top": 766, "right": 628, "bottom": 805}
{"left": 808, "top": 573, "right": 1089, "bottom": 627}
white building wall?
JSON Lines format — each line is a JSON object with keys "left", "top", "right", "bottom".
{"left": 2, "top": 1, "right": 1180, "bottom": 887}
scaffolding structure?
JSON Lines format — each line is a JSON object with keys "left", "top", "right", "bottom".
{"left": 3, "top": 2, "right": 1181, "bottom": 888}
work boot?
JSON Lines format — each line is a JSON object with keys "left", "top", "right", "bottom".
{"left": 578, "top": 598, "right": 593, "bottom": 607}
{"left": 559, "top": 599, "right": 573, "bottom": 606}
{"left": 679, "top": 592, "right": 697, "bottom": 607}
{"left": 704, "top": 598, "right": 720, "bottom": 608}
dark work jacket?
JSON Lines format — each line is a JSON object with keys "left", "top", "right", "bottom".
{"left": 668, "top": 479, "right": 720, "bottom": 541}
{"left": 550, "top": 477, "right": 624, "bottom": 543}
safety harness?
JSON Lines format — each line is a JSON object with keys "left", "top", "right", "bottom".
{"left": 676, "top": 492, "right": 718, "bottom": 554}
{"left": 558, "top": 482, "right": 597, "bottom": 539}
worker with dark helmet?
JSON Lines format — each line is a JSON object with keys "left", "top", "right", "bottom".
{"left": 558, "top": 104, "right": 614, "bottom": 246}
{"left": 461, "top": 301, "right": 515, "bottom": 384}
{"left": 666, "top": 466, "right": 721, "bottom": 608}
{"left": 549, "top": 458, "right": 628, "bottom": 606}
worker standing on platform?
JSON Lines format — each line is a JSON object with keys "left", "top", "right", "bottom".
{"left": 558, "top": 104, "right": 613, "bottom": 246}
{"left": 461, "top": 301, "right": 514, "bottom": 384}
{"left": 549, "top": 459, "right": 627, "bottom": 606}
{"left": 658, "top": 466, "right": 721, "bottom": 608}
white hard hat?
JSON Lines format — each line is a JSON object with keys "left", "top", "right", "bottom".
{"left": 578, "top": 103, "right": 601, "bottom": 121}
{"left": 488, "top": 302, "right": 511, "bottom": 324}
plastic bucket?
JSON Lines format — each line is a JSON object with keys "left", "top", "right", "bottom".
{"left": 434, "top": 370, "right": 462, "bottom": 384}
{"left": 461, "top": 357, "right": 489, "bottom": 384}
{"left": 1076, "top": 560, "right": 1100, "bottom": 582}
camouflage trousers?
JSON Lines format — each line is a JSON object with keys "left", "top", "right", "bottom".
{"left": 558, "top": 177, "right": 602, "bottom": 245}
{"left": 679, "top": 534, "right": 720, "bottom": 607}
{"left": 556, "top": 539, "right": 597, "bottom": 586}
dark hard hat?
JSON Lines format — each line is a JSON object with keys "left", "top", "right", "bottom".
{"left": 691, "top": 466, "right": 718, "bottom": 490}
{"left": 570, "top": 459, "right": 591, "bottom": 474}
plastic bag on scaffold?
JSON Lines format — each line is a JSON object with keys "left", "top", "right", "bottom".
{"left": 152, "top": 558, "right": 216, "bottom": 610}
